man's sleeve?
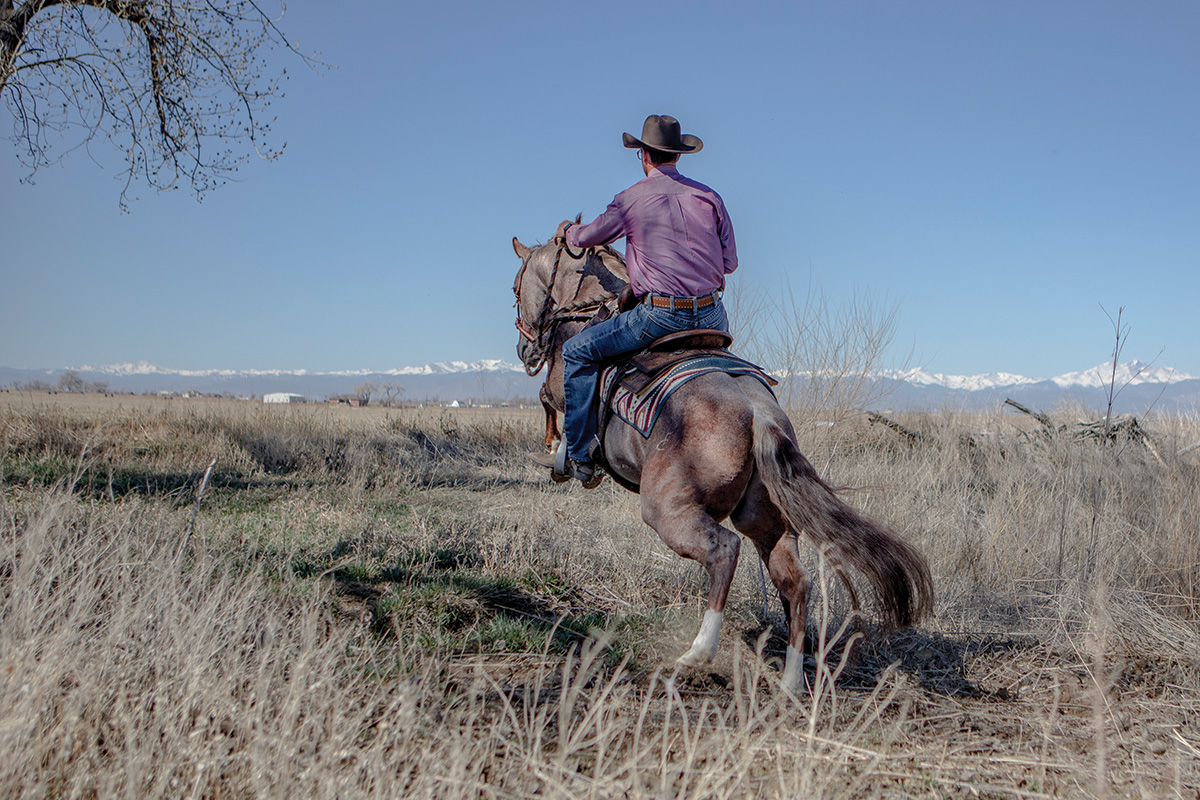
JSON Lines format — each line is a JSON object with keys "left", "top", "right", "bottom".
{"left": 717, "top": 199, "right": 738, "bottom": 275}
{"left": 567, "top": 197, "right": 626, "bottom": 249}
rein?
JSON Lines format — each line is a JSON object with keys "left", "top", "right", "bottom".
{"left": 514, "top": 241, "right": 618, "bottom": 377}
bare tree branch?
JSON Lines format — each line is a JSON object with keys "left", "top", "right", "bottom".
{"left": 2, "top": 0, "right": 319, "bottom": 208}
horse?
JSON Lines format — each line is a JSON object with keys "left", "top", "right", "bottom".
{"left": 511, "top": 231, "right": 933, "bottom": 691}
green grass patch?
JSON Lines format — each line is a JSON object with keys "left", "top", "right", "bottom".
{"left": 322, "top": 551, "right": 664, "bottom": 667}
{"left": 1, "top": 453, "right": 77, "bottom": 486}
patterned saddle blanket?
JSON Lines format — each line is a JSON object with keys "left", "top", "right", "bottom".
{"left": 599, "top": 349, "right": 777, "bottom": 439}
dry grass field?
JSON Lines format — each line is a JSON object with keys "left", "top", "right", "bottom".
{"left": 2, "top": 390, "right": 1199, "bottom": 798}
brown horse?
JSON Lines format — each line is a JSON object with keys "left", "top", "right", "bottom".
{"left": 512, "top": 232, "right": 933, "bottom": 690}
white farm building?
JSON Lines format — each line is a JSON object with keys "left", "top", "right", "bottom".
{"left": 263, "top": 393, "right": 307, "bottom": 404}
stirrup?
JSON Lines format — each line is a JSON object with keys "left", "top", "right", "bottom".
{"left": 554, "top": 437, "right": 569, "bottom": 473}
{"left": 529, "top": 441, "right": 602, "bottom": 488}
{"left": 557, "top": 441, "right": 604, "bottom": 489}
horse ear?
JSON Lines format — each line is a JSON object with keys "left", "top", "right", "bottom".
{"left": 512, "top": 237, "right": 531, "bottom": 259}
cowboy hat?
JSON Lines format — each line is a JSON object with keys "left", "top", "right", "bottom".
{"left": 622, "top": 114, "right": 703, "bottom": 154}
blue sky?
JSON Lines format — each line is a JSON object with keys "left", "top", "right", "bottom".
{"left": 2, "top": 0, "right": 1197, "bottom": 378}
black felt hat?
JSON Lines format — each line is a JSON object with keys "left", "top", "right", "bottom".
{"left": 622, "top": 114, "right": 703, "bottom": 154}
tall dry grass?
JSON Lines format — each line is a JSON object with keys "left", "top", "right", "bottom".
{"left": 812, "top": 409, "right": 1200, "bottom": 635}
{"left": 0, "top": 470, "right": 919, "bottom": 798}
{"left": 2, "top": 393, "right": 1199, "bottom": 796}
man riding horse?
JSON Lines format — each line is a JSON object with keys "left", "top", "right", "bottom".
{"left": 536, "top": 114, "right": 738, "bottom": 485}
{"left": 515, "top": 116, "right": 932, "bottom": 688}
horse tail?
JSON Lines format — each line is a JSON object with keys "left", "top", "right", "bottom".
{"left": 751, "top": 408, "right": 934, "bottom": 628}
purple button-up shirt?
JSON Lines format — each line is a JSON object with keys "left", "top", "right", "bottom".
{"left": 566, "top": 164, "right": 737, "bottom": 297}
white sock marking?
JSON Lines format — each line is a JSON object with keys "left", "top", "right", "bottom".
{"left": 781, "top": 644, "right": 804, "bottom": 691}
{"left": 677, "top": 609, "right": 723, "bottom": 666}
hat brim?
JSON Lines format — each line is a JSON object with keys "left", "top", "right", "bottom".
{"left": 622, "top": 131, "right": 703, "bottom": 154}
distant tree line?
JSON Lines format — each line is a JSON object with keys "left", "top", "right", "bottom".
{"left": 10, "top": 371, "right": 108, "bottom": 393}
{"left": 351, "top": 382, "right": 406, "bottom": 408}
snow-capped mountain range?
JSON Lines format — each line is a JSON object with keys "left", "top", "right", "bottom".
{"left": 66, "top": 359, "right": 520, "bottom": 379}
{"left": 871, "top": 359, "right": 1199, "bottom": 415}
{"left": 2, "top": 359, "right": 1198, "bottom": 415}
{"left": 878, "top": 359, "right": 1195, "bottom": 391}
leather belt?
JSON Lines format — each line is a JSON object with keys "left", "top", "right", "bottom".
{"left": 646, "top": 292, "right": 718, "bottom": 310}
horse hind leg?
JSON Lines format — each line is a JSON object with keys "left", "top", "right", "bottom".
{"left": 761, "top": 532, "right": 811, "bottom": 691}
{"left": 765, "top": 540, "right": 863, "bottom": 691}
{"left": 733, "top": 478, "right": 811, "bottom": 690}
{"left": 643, "top": 498, "right": 741, "bottom": 667}
{"left": 679, "top": 604, "right": 724, "bottom": 667}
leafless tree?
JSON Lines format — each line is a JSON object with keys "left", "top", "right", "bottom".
{"left": 1, "top": 0, "right": 315, "bottom": 207}
{"left": 353, "top": 381, "right": 376, "bottom": 404}
{"left": 380, "top": 382, "right": 404, "bottom": 408}
{"left": 475, "top": 364, "right": 488, "bottom": 406}
{"left": 727, "top": 274, "right": 907, "bottom": 426}
{"left": 56, "top": 369, "right": 84, "bottom": 392}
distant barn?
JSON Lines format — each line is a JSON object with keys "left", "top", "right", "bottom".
{"left": 329, "top": 395, "right": 368, "bottom": 407}
{"left": 263, "top": 393, "right": 307, "bottom": 404}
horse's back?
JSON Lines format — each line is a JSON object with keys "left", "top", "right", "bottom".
{"left": 614, "top": 371, "right": 769, "bottom": 516}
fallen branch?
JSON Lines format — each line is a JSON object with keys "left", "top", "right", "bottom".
{"left": 867, "top": 412, "right": 928, "bottom": 444}
{"left": 1004, "top": 400, "right": 1165, "bottom": 464}
{"left": 1074, "top": 416, "right": 1164, "bottom": 464}
{"left": 1002, "top": 398, "right": 1060, "bottom": 433}
{"left": 1178, "top": 440, "right": 1200, "bottom": 458}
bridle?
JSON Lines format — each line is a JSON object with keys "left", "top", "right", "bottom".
{"left": 513, "top": 241, "right": 618, "bottom": 377}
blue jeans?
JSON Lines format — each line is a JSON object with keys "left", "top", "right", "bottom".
{"left": 563, "top": 298, "right": 729, "bottom": 462}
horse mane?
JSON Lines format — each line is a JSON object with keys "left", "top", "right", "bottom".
{"left": 594, "top": 245, "right": 629, "bottom": 283}
{"left": 571, "top": 245, "right": 627, "bottom": 310}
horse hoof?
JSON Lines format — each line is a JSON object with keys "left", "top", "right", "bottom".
{"left": 780, "top": 645, "right": 806, "bottom": 692}
{"left": 781, "top": 676, "right": 806, "bottom": 694}
{"left": 675, "top": 648, "right": 713, "bottom": 668}
{"left": 780, "top": 667, "right": 805, "bottom": 693}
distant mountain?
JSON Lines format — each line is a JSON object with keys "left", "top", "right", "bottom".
{"left": 875, "top": 359, "right": 1194, "bottom": 392}
{"left": 1047, "top": 359, "right": 1194, "bottom": 389}
{"left": 3, "top": 359, "right": 1198, "bottom": 415}
{"left": 0, "top": 360, "right": 543, "bottom": 405}
{"left": 875, "top": 367, "right": 1042, "bottom": 392}
{"left": 65, "top": 359, "right": 523, "bottom": 380}
{"left": 870, "top": 360, "right": 1200, "bottom": 415}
